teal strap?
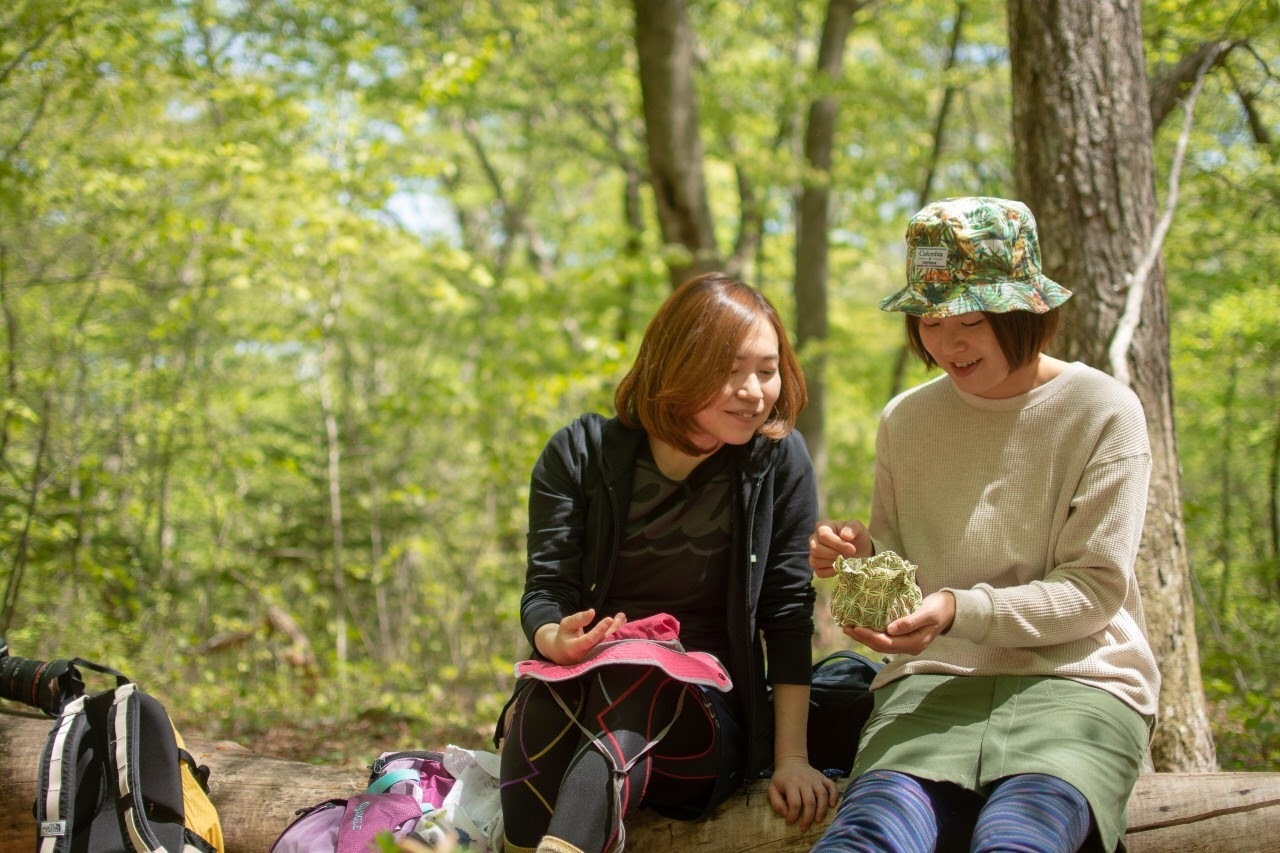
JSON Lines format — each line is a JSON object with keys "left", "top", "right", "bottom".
{"left": 366, "top": 768, "right": 420, "bottom": 794}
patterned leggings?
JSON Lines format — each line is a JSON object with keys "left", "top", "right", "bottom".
{"left": 811, "top": 769, "right": 1094, "bottom": 853}
{"left": 498, "top": 665, "right": 725, "bottom": 853}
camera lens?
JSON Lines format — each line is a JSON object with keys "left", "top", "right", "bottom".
{"left": 0, "top": 655, "right": 83, "bottom": 716}
{"left": 0, "top": 654, "right": 48, "bottom": 707}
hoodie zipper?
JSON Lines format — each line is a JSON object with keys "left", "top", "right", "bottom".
{"left": 741, "top": 472, "right": 765, "bottom": 794}
{"left": 588, "top": 467, "right": 620, "bottom": 601}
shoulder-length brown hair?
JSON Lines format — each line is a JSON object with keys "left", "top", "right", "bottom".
{"left": 905, "top": 308, "right": 1062, "bottom": 371}
{"left": 615, "top": 272, "right": 806, "bottom": 455}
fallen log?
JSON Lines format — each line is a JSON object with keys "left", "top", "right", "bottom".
{"left": 3, "top": 710, "right": 1279, "bottom": 852}
{"left": 626, "top": 769, "right": 1280, "bottom": 852}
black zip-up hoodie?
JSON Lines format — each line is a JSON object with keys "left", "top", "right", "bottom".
{"left": 499, "top": 412, "right": 818, "bottom": 798}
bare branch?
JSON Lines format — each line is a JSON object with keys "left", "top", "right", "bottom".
{"left": 1224, "top": 65, "right": 1271, "bottom": 146}
{"left": 918, "top": 1, "right": 969, "bottom": 207}
{"left": 1148, "top": 40, "right": 1238, "bottom": 132}
{"left": 1109, "top": 55, "right": 1212, "bottom": 386}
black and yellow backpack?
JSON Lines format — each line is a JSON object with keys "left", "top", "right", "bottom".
{"left": 32, "top": 658, "right": 225, "bottom": 853}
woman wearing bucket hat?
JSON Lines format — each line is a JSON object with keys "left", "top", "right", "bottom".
{"left": 808, "top": 197, "right": 1159, "bottom": 853}
{"left": 494, "top": 272, "right": 837, "bottom": 853}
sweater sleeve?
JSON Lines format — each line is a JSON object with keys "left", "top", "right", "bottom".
{"left": 868, "top": 413, "right": 904, "bottom": 557}
{"left": 947, "top": 403, "right": 1152, "bottom": 648}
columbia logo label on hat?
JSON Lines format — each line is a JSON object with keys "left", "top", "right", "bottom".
{"left": 913, "top": 246, "right": 949, "bottom": 269}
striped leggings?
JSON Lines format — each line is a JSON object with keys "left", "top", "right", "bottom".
{"left": 811, "top": 769, "right": 1094, "bottom": 853}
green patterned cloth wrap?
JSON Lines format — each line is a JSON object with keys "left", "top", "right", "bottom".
{"left": 830, "top": 551, "right": 923, "bottom": 632}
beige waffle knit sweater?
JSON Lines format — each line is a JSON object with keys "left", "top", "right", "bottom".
{"left": 869, "top": 361, "right": 1161, "bottom": 717}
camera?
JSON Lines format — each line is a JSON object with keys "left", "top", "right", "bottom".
{"left": 0, "top": 637, "right": 84, "bottom": 716}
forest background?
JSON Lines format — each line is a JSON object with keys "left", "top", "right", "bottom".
{"left": 1, "top": 0, "right": 1277, "bottom": 775}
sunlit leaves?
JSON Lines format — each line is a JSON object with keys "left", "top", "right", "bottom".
{"left": 1, "top": 0, "right": 1276, "bottom": 765}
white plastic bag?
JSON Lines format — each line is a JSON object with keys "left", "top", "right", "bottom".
{"left": 439, "top": 745, "right": 504, "bottom": 852}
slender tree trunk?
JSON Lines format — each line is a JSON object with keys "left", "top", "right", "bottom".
{"left": 918, "top": 1, "right": 969, "bottom": 209}
{"left": 0, "top": 246, "right": 14, "bottom": 462}
{"left": 794, "top": 0, "right": 862, "bottom": 497}
{"left": 1270, "top": 381, "right": 1280, "bottom": 596}
{"left": 888, "top": 0, "right": 970, "bottom": 402}
{"left": 319, "top": 279, "right": 350, "bottom": 708}
{"left": 0, "top": 390, "right": 52, "bottom": 635}
{"left": 632, "top": 0, "right": 719, "bottom": 286}
{"left": 1216, "top": 360, "right": 1237, "bottom": 617}
{"left": 1009, "top": 0, "right": 1216, "bottom": 771}
{"left": 618, "top": 163, "right": 646, "bottom": 342}
{"left": 60, "top": 284, "right": 102, "bottom": 627}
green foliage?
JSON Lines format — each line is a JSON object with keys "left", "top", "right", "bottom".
{"left": 1175, "top": 285, "right": 1280, "bottom": 768}
{"left": 1197, "top": 591, "right": 1280, "bottom": 770}
{"left": 1, "top": 0, "right": 1276, "bottom": 772}
{"left": 1156, "top": 0, "right": 1280, "bottom": 768}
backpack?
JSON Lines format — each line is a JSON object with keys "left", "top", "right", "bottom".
{"left": 806, "top": 649, "right": 884, "bottom": 777}
{"left": 34, "top": 658, "right": 225, "bottom": 853}
{"left": 269, "top": 750, "right": 460, "bottom": 852}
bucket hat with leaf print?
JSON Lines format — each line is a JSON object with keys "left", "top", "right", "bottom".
{"left": 880, "top": 196, "right": 1073, "bottom": 318}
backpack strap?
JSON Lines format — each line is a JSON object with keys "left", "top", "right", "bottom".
{"left": 366, "top": 768, "right": 424, "bottom": 795}
{"left": 35, "top": 695, "right": 88, "bottom": 853}
{"left": 179, "top": 748, "right": 212, "bottom": 792}
{"left": 110, "top": 682, "right": 216, "bottom": 853}
{"left": 70, "top": 657, "right": 131, "bottom": 685}
{"left": 367, "top": 768, "right": 448, "bottom": 817}
{"left": 37, "top": 654, "right": 126, "bottom": 848}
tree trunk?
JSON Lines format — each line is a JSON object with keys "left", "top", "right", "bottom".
{"left": 887, "top": 0, "right": 971, "bottom": 403}
{"left": 0, "top": 389, "right": 52, "bottom": 634}
{"left": 794, "top": 0, "right": 863, "bottom": 492}
{"left": 3, "top": 712, "right": 1278, "bottom": 852}
{"left": 1271, "top": 393, "right": 1280, "bottom": 596}
{"left": 1008, "top": 0, "right": 1216, "bottom": 771}
{"left": 632, "top": 0, "right": 720, "bottom": 287}
{"left": 1216, "top": 361, "right": 1237, "bottom": 617}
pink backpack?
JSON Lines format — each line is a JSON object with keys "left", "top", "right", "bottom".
{"left": 270, "top": 751, "right": 458, "bottom": 852}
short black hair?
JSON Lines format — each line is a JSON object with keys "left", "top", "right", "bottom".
{"left": 905, "top": 308, "right": 1061, "bottom": 370}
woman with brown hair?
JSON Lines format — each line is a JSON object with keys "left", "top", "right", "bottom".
{"left": 495, "top": 272, "right": 836, "bottom": 852}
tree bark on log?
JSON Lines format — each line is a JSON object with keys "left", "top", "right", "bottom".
{"left": 4, "top": 712, "right": 1280, "bottom": 852}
